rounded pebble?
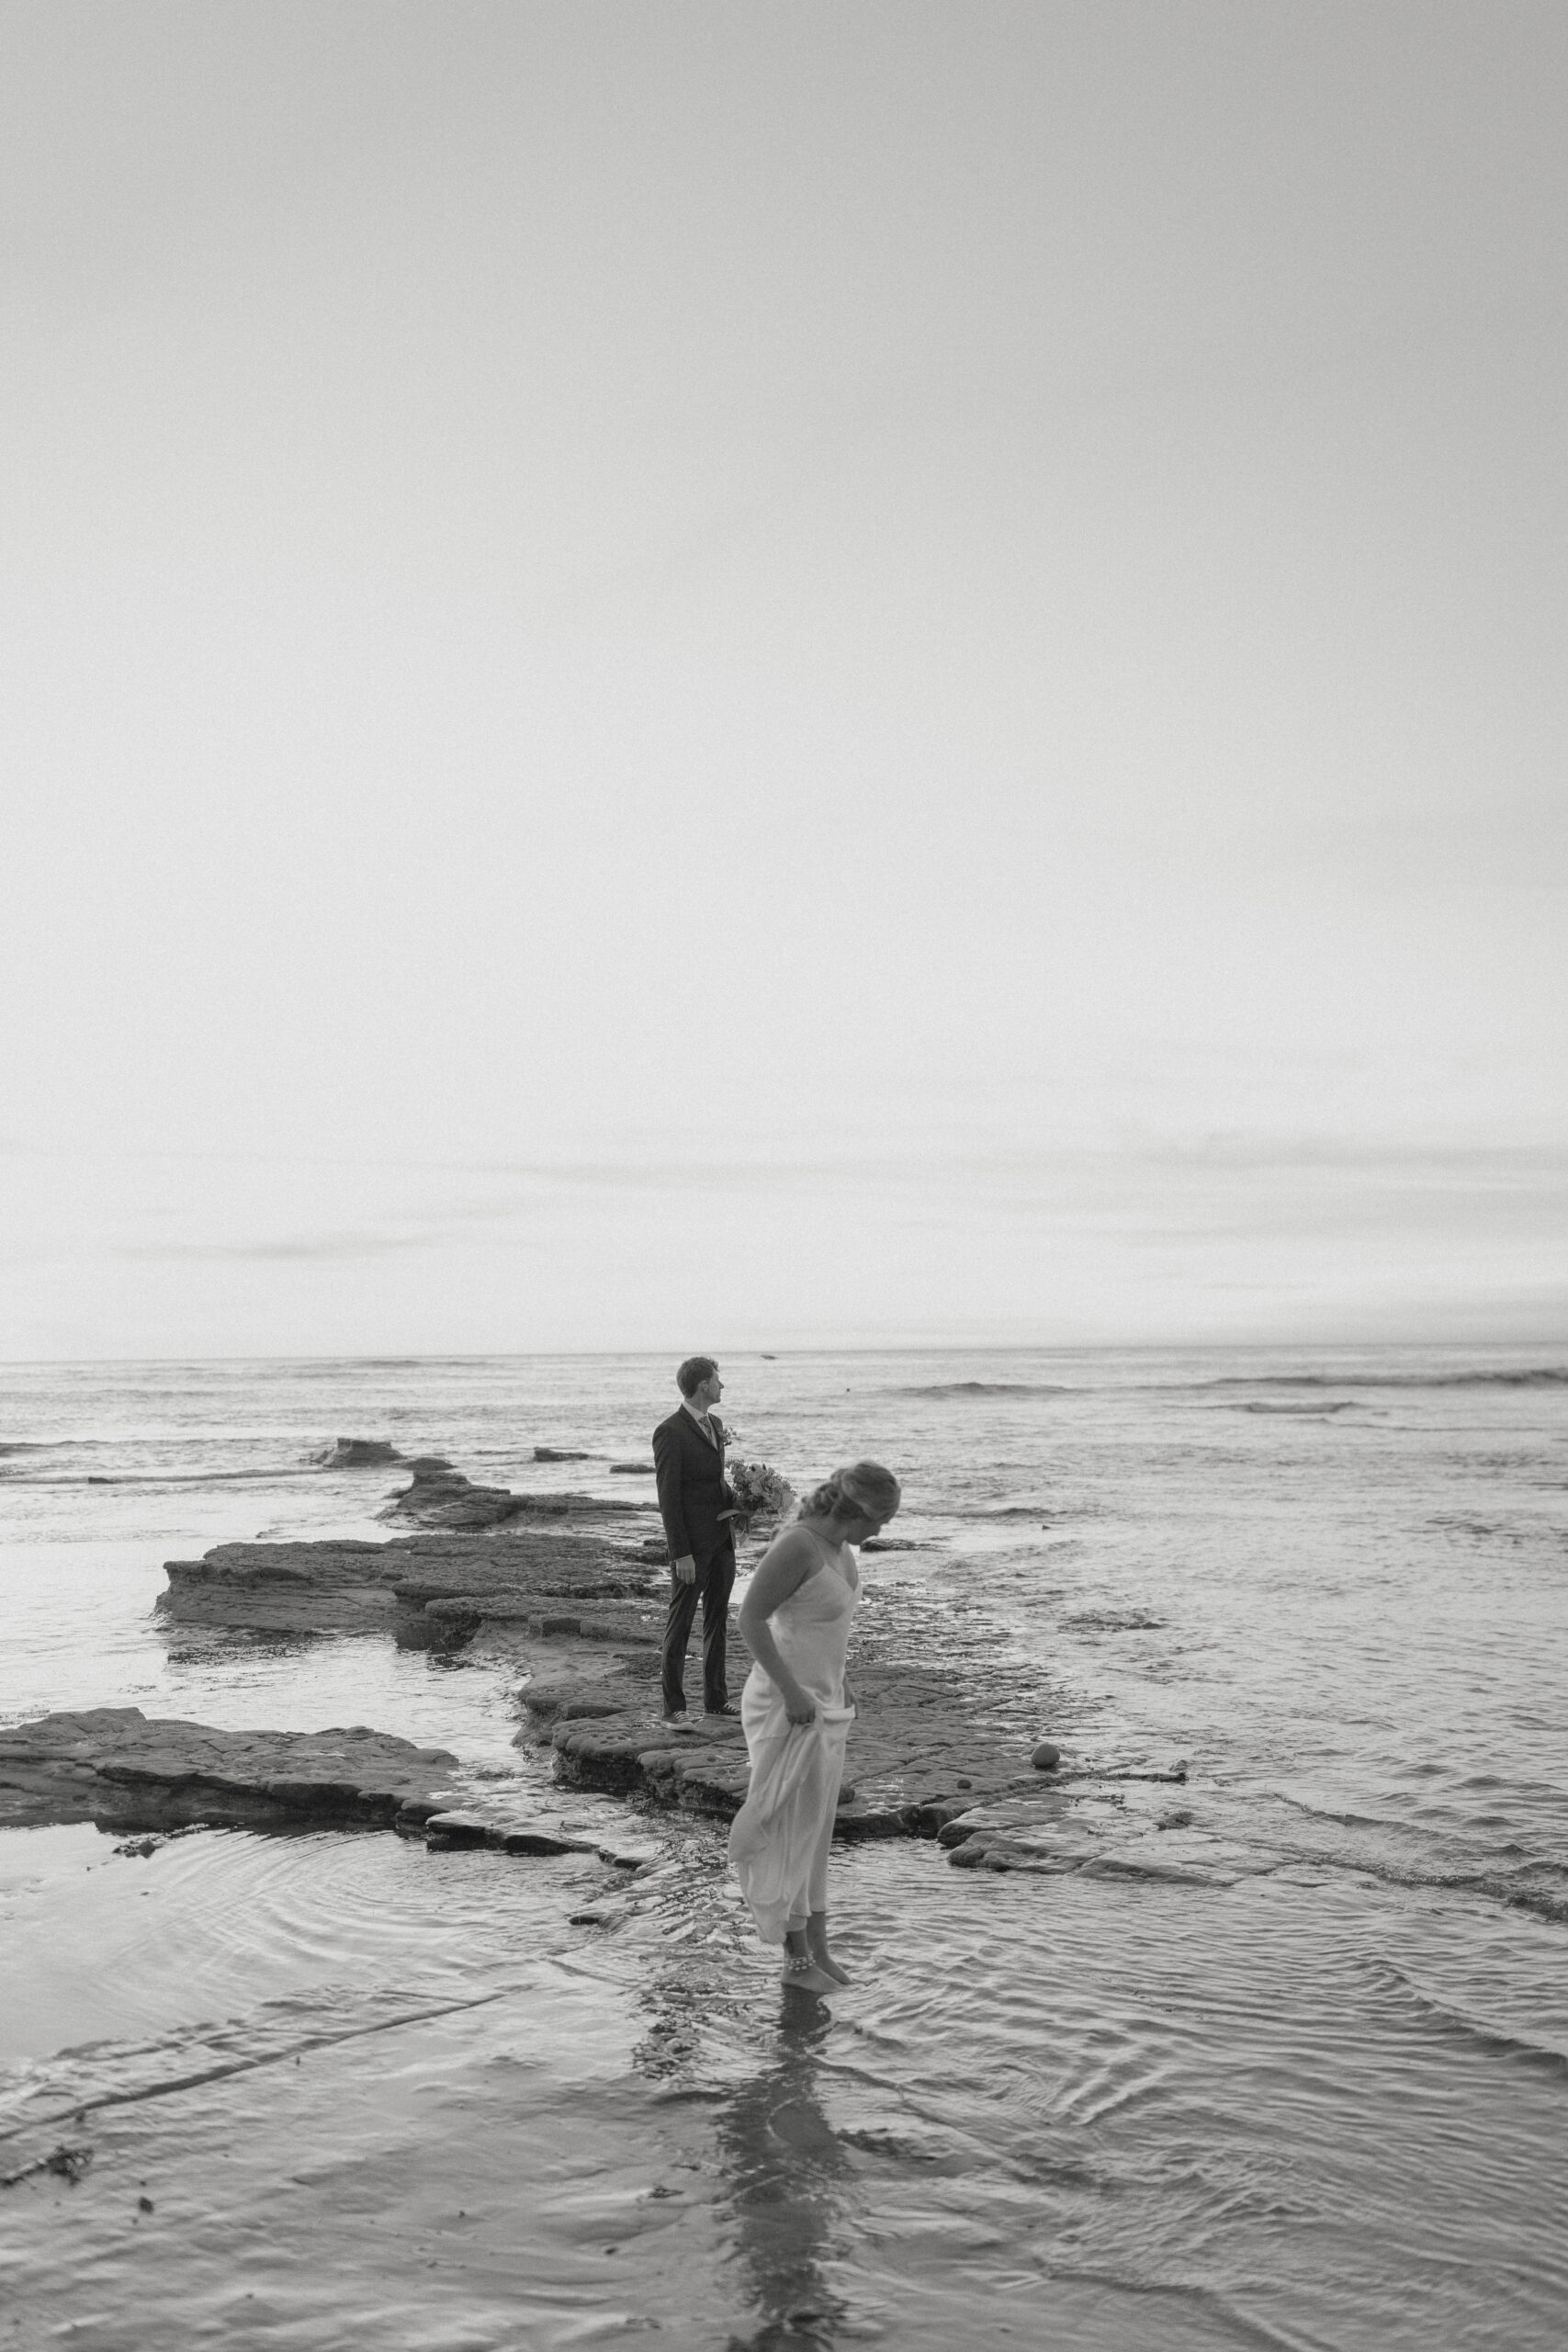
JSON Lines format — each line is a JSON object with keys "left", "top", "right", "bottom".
{"left": 1030, "top": 1741, "right": 1061, "bottom": 1771}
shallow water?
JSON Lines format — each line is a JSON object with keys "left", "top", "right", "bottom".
{"left": 3, "top": 1348, "right": 1565, "bottom": 2346}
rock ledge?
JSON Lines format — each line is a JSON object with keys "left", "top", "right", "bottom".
{"left": 0, "top": 1709, "right": 460, "bottom": 1835}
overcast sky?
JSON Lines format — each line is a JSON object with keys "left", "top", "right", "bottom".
{"left": 3, "top": 1, "right": 1564, "bottom": 1357}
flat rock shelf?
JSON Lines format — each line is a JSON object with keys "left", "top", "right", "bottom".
{"left": 159, "top": 1527, "right": 671, "bottom": 1648}
{"left": 0, "top": 1709, "right": 462, "bottom": 1835}
{"left": 537, "top": 1668, "right": 1040, "bottom": 1838}
{"left": 145, "top": 1515, "right": 1190, "bottom": 1872}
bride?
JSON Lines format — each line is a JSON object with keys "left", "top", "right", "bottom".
{"left": 729, "top": 1460, "right": 902, "bottom": 1993}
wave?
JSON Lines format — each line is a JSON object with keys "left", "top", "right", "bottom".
{"left": 1373, "top": 1963, "right": 1568, "bottom": 2074}
{"left": 889, "top": 1382, "right": 1076, "bottom": 1398}
{"left": 1223, "top": 1400, "right": 1363, "bottom": 1416}
{"left": 1309, "top": 1855, "right": 1568, "bottom": 1928}
{"left": 1063, "top": 1609, "right": 1166, "bottom": 1633}
{"left": 892, "top": 1364, "right": 1565, "bottom": 1402}
{"left": 2, "top": 1468, "right": 317, "bottom": 1489}
{"left": 1268, "top": 1793, "right": 1405, "bottom": 1832}
{"left": 1291, "top": 1849, "right": 1568, "bottom": 1929}
{"left": 1198, "top": 1368, "right": 1568, "bottom": 1392}
{"left": 1260, "top": 1792, "right": 1568, "bottom": 1924}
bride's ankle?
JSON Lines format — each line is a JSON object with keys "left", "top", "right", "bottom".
{"left": 805, "top": 1913, "right": 851, "bottom": 1981}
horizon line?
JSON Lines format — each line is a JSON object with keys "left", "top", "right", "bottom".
{"left": 3, "top": 1336, "right": 1565, "bottom": 1371}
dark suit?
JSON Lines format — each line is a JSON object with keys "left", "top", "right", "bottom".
{"left": 654, "top": 1404, "right": 737, "bottom": 1714}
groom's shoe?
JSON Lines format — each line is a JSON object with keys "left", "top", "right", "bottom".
{"left": 661, "top": 1703, "right": 688, "bottom": 1721}
{"left": 705, "top": 1702, "right": 739, "bottom": 1718}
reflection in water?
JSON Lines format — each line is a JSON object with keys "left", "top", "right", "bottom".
{"left": 716, "top": 1999, "right": 852, "bottom": 2352}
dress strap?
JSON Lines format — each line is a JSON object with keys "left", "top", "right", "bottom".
{"left": 803, "top": 1526, "right": 855, "bottom": 1587}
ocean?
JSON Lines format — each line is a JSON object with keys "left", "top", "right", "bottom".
{"left": 2, "top": 1346, "right": 1564, "bottom": 2348}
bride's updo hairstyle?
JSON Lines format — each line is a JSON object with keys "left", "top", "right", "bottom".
{"left": 797, "top": 1460, "right": 901, "bottom": 1528}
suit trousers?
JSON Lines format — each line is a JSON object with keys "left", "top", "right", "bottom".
{"left": 661, "top": 1543, "right": 736, "bottom": 1713}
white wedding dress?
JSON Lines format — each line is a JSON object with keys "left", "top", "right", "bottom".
{"left": 728, "top": 1534, "right": 859, "bottom": 1944}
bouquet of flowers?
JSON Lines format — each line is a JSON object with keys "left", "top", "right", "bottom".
{"left": 724, "top": 1457, "right": 795, "bottom": 1528}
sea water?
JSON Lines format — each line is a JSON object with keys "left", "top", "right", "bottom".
{"left": 2, "top": 1349, "right": 1564, "bottom": 2348}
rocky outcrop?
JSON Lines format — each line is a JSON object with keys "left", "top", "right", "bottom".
{"left": 149, "top": 1526, "right": 1186, "bottom": 1871}
{"left": 385, "top": 1528, "right": 668, "bottom": 1655}
{"left": 160, "top": 1539, "right": 404, "bottom": 1636}
{"left": 0, "top": 1709, "right": 460, "bottom": 1834}
{"left": 418, "top": 1809, "right": 660, "bottom": 1868}
{"left": 936, "top": 1768, "right": 1220, "bottom": 1882}
{"left": 0, "top": 1708, "right": 670, "bottom": 1871}
{"left": 529, "top": 1647, "right": 1046, "bottom": 1839}
{"left": 312, "top": 1438, "right": 404, "bottom": 1469}
{"left": 381, "top": 1461, "right": 526, "bottom": 1530}
{"left": 157, "top": 1543, "right": 400, "bottom": 1636}
{"left": 525, "top": 1589, "right": 1190, "bottom": 1861}
{"left": 380, "top": 1461, "right": 647, "bottom": 1532}
{"left": 158, "top": 1526, "right": 669, "bottom": 1645}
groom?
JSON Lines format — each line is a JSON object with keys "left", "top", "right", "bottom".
{"left": 654, "top": 1356, "right": 739, "bottom": 1719}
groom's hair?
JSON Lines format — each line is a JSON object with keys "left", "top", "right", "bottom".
{"left": 676, "top": 1355, "right": 718, "bottom": 1397}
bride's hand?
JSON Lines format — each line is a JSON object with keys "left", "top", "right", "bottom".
{"left": 784, "top": 1687, "right": 817, "bottom": 1727}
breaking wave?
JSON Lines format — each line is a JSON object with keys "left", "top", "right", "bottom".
{"left": 1198, "top": 1368, "right": 1568, "bottom": 1393}
{"left": 889, "top": 1381, "right": 1076, "bottom": 1398}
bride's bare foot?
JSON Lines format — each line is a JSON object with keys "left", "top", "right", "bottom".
{"left": 780, "top": 1930, "right": 837, "bottom": 1996}
{"left": 781, "top": 1953, "right": 838, "bottom": 1996}
{"left": 807, "top": 1913, "right": 852, "bottom": 1984}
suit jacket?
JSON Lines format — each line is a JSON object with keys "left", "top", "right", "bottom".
{"left": 653, "top": 1406, "right": 736, "bottom": 1569}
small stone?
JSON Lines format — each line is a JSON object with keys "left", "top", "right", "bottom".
{"left": 138, "top": 2195, "right": 154, "bottom": 2213}
{"left": 1030, "top": 1742, "right": 1062, "bottom": 1771}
